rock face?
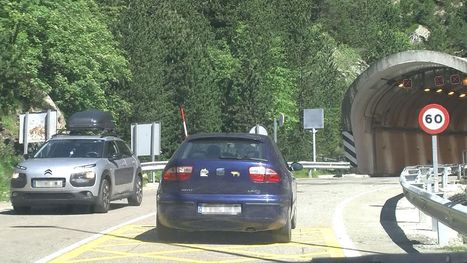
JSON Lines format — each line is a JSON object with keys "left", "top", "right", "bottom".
{"left": 39, "top": 95, "right": 66, "bottom": 129}
{"left": 410, "top": 25, "right": 431, "bottom": 44}
{"left": 0, "top": 94, "right": 66, "bottom": 156}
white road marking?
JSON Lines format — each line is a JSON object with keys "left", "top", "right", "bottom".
{"left": 35, "top": 212, "right": 156, "bottom": 263}
{"left": 332, "top": 185, "right": 394, "bottom": 257}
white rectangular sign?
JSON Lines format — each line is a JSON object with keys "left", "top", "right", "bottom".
{"left": 19, "top": 111, "right": 57, "bottom": 143}
{"left": 131, "top": 122, "right": 161, "bottom": 156}
{"left": 303, "top": 108, "right": 324, "bottom": 129}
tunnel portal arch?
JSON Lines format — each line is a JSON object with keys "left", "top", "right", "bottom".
{"left": 342, "top": 50, "right": 467, "bottom": 176}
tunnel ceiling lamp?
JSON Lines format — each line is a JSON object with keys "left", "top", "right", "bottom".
{"left": 424, "top": 88, "right": 431, "bottom": 92}
{"left": 460, "top": 93, "right": 466, "bottom": 98}
{"left": 436, "top": 88, "right": 443, "bottom": 93}
{"left": 447, "top": 91, "right": 455, "bottom": 96}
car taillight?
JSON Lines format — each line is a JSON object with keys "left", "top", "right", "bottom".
{"left": 249, "top": 166, "right": 281, "bottom": 183}
{"left": 163, "top": 166, "right": 193, "bottom": 181}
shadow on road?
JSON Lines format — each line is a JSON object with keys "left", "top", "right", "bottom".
{"left": 380, "top": 193, "right": 419, "bottom": 254}
{"left": 0, "top": 203, "right": 127, "bottom": 215}
{"left": 311, "top": 253, "right": 467, "bottom": 263}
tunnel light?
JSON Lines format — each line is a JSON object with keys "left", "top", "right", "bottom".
{"left": 460, "top": 93, "right": 466, "bottom": 98}
{"left": 424, "top": 88, "right": 431, "bottom": 92}
{"left": 447, "top": 91, "right": 455, "bottom": 96}
{"left": 463, "top": 77, "right": 467, "bottom": 86}
{"left": 436, "top": 88, "right": 443, "bottom": 93}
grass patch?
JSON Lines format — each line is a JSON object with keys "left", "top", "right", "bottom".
{"left": 143, "top": 170, "right": 162, "bottom": 184}
{"left": 0, "top": 163, "right": 12, "bottom": 201}
{"left": 442, "top": 245, "right": 467, "bottom": 252}
{"left": 1, "top": 114, "right": 18, "bottom": 138}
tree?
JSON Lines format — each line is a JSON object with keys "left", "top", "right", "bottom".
{"left": 121, "top": 0, "right": 222, "bottom": 157}
{"left": 0, "top": 0, "right": 131, "bottom": 130}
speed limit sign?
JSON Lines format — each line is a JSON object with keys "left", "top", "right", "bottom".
{"left": 418, "top": 104, "right": 450, "bottom": 135}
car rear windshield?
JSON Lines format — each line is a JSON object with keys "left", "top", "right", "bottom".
{"left": 34, "top": 139, "right": 105, "bottom": 158}
{"left": 179, "top": 138, "right": 267, "bottom": 161}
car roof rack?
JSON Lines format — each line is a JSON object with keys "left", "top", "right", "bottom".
{"left": 60, "top": 110, "right": 117, "bottom": 136}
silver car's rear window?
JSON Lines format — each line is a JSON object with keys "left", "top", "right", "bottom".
{"left": 179, "top": 139, "right": 267, "bottom": 161}
{"left": 34, "top": 139, "right": 104, "bottom": 158}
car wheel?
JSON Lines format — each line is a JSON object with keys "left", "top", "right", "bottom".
{"left": 128, "top": 175, "right": 143, "bottom": 206}
{"left": 156, "top": 215, "right": 175, "bottom": 241}
{"left": 291, "top": 206, "right": 297, "bottom": 229}
{"left": 94, "top": 178, "right": 111, "bottom": 213}
{"left": 273, "top": 208, "right": 292, "bottom": 243}
{"left": 13, "top": 205, "right": 30, "bottom": 214}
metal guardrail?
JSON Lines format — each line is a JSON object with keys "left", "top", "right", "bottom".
{"left": 298, "top": 161, "right": 351, "bottom": 170}
{"left": 141, "top": 161, "right": 168, "bottom": 172}
{"left": 141, "top": 160, "right": 351, "bottom": 172}
{"left": 400, "top": 165, "right": 467, "bottom": 235}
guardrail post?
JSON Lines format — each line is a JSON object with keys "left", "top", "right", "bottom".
{"left": 437, "top": 221, "right": 458, "bottom": 246}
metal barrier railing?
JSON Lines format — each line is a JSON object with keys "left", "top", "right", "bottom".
{"left": 400, "top": 165, "right": 467, "bottom": 236}
{"left": 141, "top": 161, "right": 351, "bottom": 172}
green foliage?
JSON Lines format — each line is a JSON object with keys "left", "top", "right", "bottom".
{"left": 121, "top": 0, "right": 223, "bottom": 157}
{"left": 0, "top": 0, "right": 131, "bottom": 128}
{"left": 1, "top": 0, "right": 465, "bottom": 166}
{"left": 320, "top": 0, "right": 411, "bottom": 63}
{"left": 0, "top": 139, "right": 19, "bottom": 201}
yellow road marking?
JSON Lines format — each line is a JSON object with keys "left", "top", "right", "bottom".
{"left": 51, "top": 225, "right": 344, "bottom": 262}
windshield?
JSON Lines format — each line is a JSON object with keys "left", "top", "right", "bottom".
{"left": 179, "top": 138, "right": 267, "bottom": 161}
{"left": 33, "top": 139, "right": 105, "bottom": 158}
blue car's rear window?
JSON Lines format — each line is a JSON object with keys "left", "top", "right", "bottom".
{"left": 179, "top": 139, "right": 267, "bottom": 161}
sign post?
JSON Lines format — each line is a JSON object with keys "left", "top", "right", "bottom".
{"left": 273, "top": 113, "right": 285, "bottom": 143}
{"left": 304, "top": 109, "right": 324, "bottom": 163}
{"left": 418, "top": 103, "right": 452, "bottom": 245}
{"left": 303, "top": 109, "right": 324, "bottom": 177}
{"left": 418, "top": 103, "right": 450, "bottom": 192}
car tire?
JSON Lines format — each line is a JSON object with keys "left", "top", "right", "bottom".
{"left": 273, "top": 208, "right": 292, "bottom": 243}
{"left": 156, "top": 216, "right": 175, "bottom": 241}
{"left": 291, "top": 206, "right": 297, "bottom": 229}
{"left": 94, "top": 178, "right": 111, "bottom": 213}
{"left": 128, "top": 175, "right": 143, "bottom": 206}
{"left": 13, "top": 205, "right": 30, "bottom": 214}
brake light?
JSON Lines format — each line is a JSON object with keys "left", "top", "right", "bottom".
{"left": 163, "top": 166, "right": 193, "bottom": 181}
{"left": 249, "top": 166, "right": 281, "bottom": 183}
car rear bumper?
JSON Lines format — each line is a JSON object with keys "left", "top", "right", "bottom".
{"left": 10, "top": 191, "right": 98, "bottom": 206}
{"left": 157, "top": 193, "right": 289, "bottom": 232}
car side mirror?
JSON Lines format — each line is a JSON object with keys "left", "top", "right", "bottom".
{"left": 109, "top": 153, "right": 122, "bottom": 161}
{"left": 289, "top": 162, "right": 303, "bottom": 171}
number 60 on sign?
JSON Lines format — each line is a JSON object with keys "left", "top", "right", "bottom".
{"left": 418, "top": 104, "right": 450, "bottom": 135}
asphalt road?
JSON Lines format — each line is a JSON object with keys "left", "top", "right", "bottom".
{"left": 0, "top": 176, "right": 455, "bottom": 262}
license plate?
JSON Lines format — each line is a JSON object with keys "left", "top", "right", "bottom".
{"left": 198, "top": 203, "right": 241, "bottom": 215}
{"left": 33, "top": 180, "right": 64, "bottom": 188}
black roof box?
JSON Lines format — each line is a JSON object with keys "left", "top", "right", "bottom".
{"left": 67, "top": 110, "right": 115, "bottom": 131}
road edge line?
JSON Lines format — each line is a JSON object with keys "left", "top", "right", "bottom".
{"left": 332, "top": 185, "right": 395, "bottom": 257}
{"left": 35, "top": 212, "right": 156, "bottom": 263}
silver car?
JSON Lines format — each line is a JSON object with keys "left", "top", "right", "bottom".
{"left": 10, "top": 134, "right": 143, "bottom": 213}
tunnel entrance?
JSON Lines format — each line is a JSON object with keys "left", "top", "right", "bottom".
{"left": 342, "top": 51, "right": 467, "bottom": 176}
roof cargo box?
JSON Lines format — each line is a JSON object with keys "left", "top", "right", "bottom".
{"left": 67, "top": 110, "right": 115, "bottom": 131}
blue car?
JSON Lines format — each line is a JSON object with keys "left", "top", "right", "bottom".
{"left": 156, "top": 133, "right": 302, "bottom": 242}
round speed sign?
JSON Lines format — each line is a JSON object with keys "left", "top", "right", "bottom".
{"left": 418, "top": 104, "right": 450, "bottom": 135}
